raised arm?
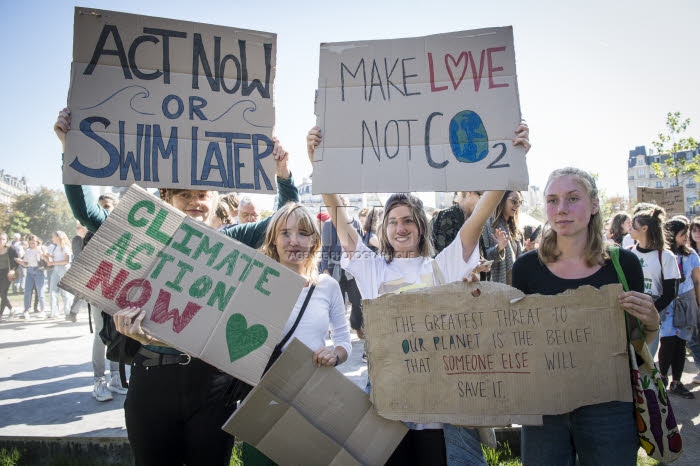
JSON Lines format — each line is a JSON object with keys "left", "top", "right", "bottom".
{"left": 54, "top": 107, "right": 109, "bottom": 232}
{"left": 221, "top": 137, "right": 298, "bottom": 248}
{"left": 457, "top": 122, "right": 530, "bottom": 262}
{"left": 307, "top": 127, "right": 361, "bottom": 258}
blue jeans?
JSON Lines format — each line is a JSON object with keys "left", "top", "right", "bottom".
{"left": 48, "top": 264, "right": 72, "bottom": 315}
{"left": 521, "top": 401, "right": 637, "bottom": 466}
{"left": 365, "top": 380, "right": 487, "bottom": 465}
{"left": 23, "top": 267, "right": 45, "bottom": 311}
{"left": 443, "top": 424, "right": 487, "bottom": 465}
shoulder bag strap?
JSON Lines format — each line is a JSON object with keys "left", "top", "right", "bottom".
{"left": 658, "top": 249, "right": 665, "bottom": 281}
{"left": 276, "top": 284, "right": 316, "bottom": 350}
{"left": 431, "top": 261, "right": 446, "bottom": 286}
{"left": 610, "top": 246, "right": 645, "bottom": 341}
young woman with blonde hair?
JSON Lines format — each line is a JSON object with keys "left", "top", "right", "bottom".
{"left": 44, "top": 230, "right": 73, "bottom": 318}
{"left": 512, "top": 167, "right": 660, "bottom": 465}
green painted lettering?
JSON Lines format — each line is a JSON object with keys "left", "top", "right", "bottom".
{"left": 146, "top": 209, "right": 172, "bottom": 245}
{"left": 150, "top": 251, "right": 175, "bottom": 279}
{"left": 128, "top": 200, "right": 155, "bottom": 227}
{"left": 192, "top": 235, "right": 224, "bottom": 266}
{"left": 207, "top": 281, "right": 236, "bottom": 311}
{"left": 254, "top": 266, "right": 279, "bottom": 296}
{"left": 165, "top": 260, "right": 194, "bottom": 292}
{"left": 213, "top": 249, "right": 239, "bottom": 276}
{"left": 125, "top": 243, "right": 155, "bottom": 271}
{"left": 189, "top": 275, "right": 213, "bottom": 299}
{"left": 105, "top": 232, "right": 132, "bottom": 263}
{"left": 170, "top": 223, "right": 203, "bottom": 255}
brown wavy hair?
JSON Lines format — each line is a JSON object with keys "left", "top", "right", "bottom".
{"left": 538, "top": 167, "right": 606, "bottom": 266}
{"left": 607, "top": 212, "right": 631, "bottom": 246}
{"left": 491, "top": 191, "right": 522, "bottom": 241}
{"left": 378, "top": 193, "right": 434, "bottom": 263}
{"left": 633, "top": 205, "right": 667, "bottom": 251}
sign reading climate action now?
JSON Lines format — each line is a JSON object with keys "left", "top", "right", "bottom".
{"left": 65, "top": 7, "right": 277, "bottom": 193}
{"left": 59, "top": 185, "right": 304, "bottom": 386}
{"left": 363, "top": 281, "right": 630, "bottom": 426}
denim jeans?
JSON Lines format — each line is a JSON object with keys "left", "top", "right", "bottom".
{"left": 91, "top": 304, "right": 119, "bottom": 379}
{"left": 23, "top": 267, "right": 45, "bottom": 311}
{"left": 49, "top": 264, "right": 72, "bottom": 315}
{"left": 521, "top": 401, "right": 637, "bottom": 466}
{"left": 443, "top": 424, "right": 487, "bottom": 465}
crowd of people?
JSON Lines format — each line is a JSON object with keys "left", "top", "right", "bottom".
{"left": 1, "top": 106, "right": 697, "bottom": 465}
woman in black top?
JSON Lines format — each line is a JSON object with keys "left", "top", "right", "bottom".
{"left": 512, "top": 167, "right": 659, "bottom": 466}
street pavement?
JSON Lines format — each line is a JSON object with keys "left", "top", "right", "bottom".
{"left": 1, "top": 307, "right": 699, "bottom": 465}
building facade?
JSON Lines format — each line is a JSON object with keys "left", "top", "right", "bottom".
{"left": 0, "top": 170, "right": 31, "bottom": 205}
{"left": 627, "top": 145, "right": 700, "bottom": 216}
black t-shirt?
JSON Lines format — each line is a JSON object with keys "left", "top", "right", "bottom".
{"left": 512, "top": 248, "right": 644, "bottom": 295}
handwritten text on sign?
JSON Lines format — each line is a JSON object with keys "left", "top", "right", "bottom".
{"left": 312, "top": 27, "right": 527, "bottom": 194}
{"left": 59, "top": 185, "right": 304, "bottom": 385}
{"left": 363, "top": 282, "right": 630, "bottom": 426}
{"left": 65, "top": 7, "right": 277, "bottom": 192}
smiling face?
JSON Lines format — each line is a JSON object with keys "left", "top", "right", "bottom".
{"left": 168, "top": 190, "right": 215, "bottom": 223}
{"left": 692, "top": 224, "right": 700, "bottom": 249}
{"left": 385, "top": 205, "right": 421, "bottom": 258}
{"left": 545, "top": 175, "right": 598, "bottom": 240}
{"left": 505, "top": 192, "right": 523, "bottom": 220}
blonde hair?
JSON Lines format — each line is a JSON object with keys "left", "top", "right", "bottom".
{"left": 538, "top": 167, "right": 607, "bottom": 267}
{"left": 52, "top": 231, "right": 72, "bottom": 255}
{"left": 262, "top": 203, "right": 321, "bottom": 283}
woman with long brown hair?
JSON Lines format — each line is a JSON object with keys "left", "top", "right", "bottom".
{"left": 481, "top": 190, "right": 523, "bottom": 284}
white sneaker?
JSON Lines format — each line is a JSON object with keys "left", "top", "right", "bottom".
{"left": 107, "top": 375, "right": 128, "bottom": 395}
{"left": 35, "top": 312, "right": 46, "bottom": 319}
{"left": 21, "top": 311, "right": 30, "bottom": 320}
{"left": 92, "top": 378, "right": 113, "bottom": 402}
{"left": 692, "top": 372, "right": 700, "bottom": 385}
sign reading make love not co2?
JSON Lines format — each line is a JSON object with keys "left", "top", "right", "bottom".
{"left": 312, "top": 27, "right": 528, "bottom": 194}
{"left": 59, "top": 185, "right": 305, "bottom": 386}
{"left": 65, "top": 7, "right": 278, "bottom": 193}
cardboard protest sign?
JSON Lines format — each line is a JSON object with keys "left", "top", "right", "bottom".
{"left": 65, "top": 7, "right": 277, "bottom": 193}
{"left": 223, "top": 339, "right": 408, "bottom": 466}
{"left": 312, "top": 26, "right": 527, "bottom": 194}
{"left": 637, "top": 186, "right": 685, "bottom": 216}
{"left": 363, "top": 281, "right": 630, "bottom": 426}
{"left": 59, "top": 185, "right": 304, "bottom": 385}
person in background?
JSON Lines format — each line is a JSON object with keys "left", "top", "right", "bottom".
{"left": 66, "top": 223, "right": 88, "bottom": 321}
{"left": 0, "top": 232, "right": 20, "bottom": 320}
{"left": 15, "top": 235, "right": 46, "bottom": 319}
{"left": 238, "top": 196, "right": 260, "bottom": 224}
{"left": 362, "top": 206, "right": 384, "bottom": 254}
{"left": 44, "top": 231, "right": 73, "bottom": 319}
{"left": 628, "top": 205, "right": 680, "bottom": 357}
{"left": 221, "top": 192, "right": 240, "bottom": 225}
{"left": 56, "top": 106, "right": 298, "bottom": 466}
{"left": 481, "top": 191, "right": 524, "bottom": 284}
{"left": 308, "top": 123, "right": 530, "bottom": 466}
{"left": 658, "top": 218, "right": 697, "bottom": 398}
{"left": 10, "top": 233, "right": 24, "bottom": 294}
{"left": 512, "top": 167, "right": 659, "bottom": 465}
{"left": 688, "top": 216, "right": 700, "bottom": 385}
{"left": 607, "top": 211, "right": 632, "bottom": 246}
{"left": 522, "top": 224, "right": 542, "bottom": 252}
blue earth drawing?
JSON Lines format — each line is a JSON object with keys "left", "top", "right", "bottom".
{"left": 449, "top": 110, "right": 489, "bottom": 163}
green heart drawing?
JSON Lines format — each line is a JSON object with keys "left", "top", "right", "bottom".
{"left": 226, "top": 313, "right": 268, "bottom": 362}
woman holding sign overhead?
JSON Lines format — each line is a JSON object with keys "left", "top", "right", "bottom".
{"left": 55, "top": 107, "right": 299, "bottom": 466}
{"left": 307, "top": 123, "right": 530, "bottom": 465}
{"left": 511, "top": 167, "right": 659, "bottom": 465}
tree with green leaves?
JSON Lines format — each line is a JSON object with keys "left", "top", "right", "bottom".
{"left": 10, "top": 188, "right": 76, "bottom": 242}
{"left": 650, "top": 111, "right": 699, "bottom": 186}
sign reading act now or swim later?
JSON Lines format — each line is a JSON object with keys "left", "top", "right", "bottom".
{"left": 312, "top": 27, "right": 528, "bottom": 194}
{"left": 59, "top": 185, "right": 305, "bottom": 386}
{"left": 65, "top": 7, "right": 277, "bottom": 193}
{"left": 363, "top": 281, "right": 630, "bottom": 426}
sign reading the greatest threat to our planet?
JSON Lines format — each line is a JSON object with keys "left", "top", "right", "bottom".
{"left": 312, "top": 27, "right": 527, "bottom": 194}
{"left": 363, "top": 282, "right": 630, "bottom": 426}
{"left": 64, "top": 7, "right": 278, "bottom": 193}
{"left": 58, "top": 185, "right": 305, "bottom": 386}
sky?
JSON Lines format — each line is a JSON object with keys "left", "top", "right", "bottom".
{"left": 2, "top": 0, "right": 699, "bottom": 207}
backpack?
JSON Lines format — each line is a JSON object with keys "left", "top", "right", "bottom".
{"left": 84, "top": 231, "right": 141, "bottom": 387}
